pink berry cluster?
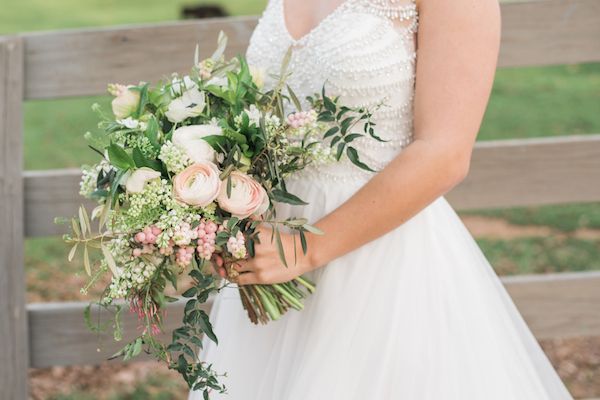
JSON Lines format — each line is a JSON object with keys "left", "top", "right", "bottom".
{"left": 196, "top": 219, "right": 223, "bottom": 260}
{"left": 175, "top": 246, "right": 195, "bottom": 267}
{"left": 286, "top": 109, "right": 317, "bottom": 129}
{"left": 227, "top": 231, "right": 247, "bottom": 259}
{"left": 132, "top": 219, "right": 228, "bottom": 269}
{"left": 133, "top": 225, "right": 162, "bottom": 257}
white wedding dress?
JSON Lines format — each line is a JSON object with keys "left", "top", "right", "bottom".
{"left": 190, "top": 0, "right": 574, "bottom": 398}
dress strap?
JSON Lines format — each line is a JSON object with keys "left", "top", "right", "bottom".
{"left": 357, "top": 0, "right": 418, "bottom": 21}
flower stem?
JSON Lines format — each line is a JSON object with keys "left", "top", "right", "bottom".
{"left": 273, "top": 284, "right": 304, "bottom": 310}
{"left": 294, "top": 276, "right": 316, "bottom": 293}
{"left": 254, "top": 285, "right": 280, "bottom": 321}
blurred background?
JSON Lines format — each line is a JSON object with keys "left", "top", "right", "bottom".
{"left": 2, "top": 0, "right": 599, "bottom": 399}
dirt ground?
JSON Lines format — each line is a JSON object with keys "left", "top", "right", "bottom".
{"left": 463, "top": 215, "right": 600, "bottom": 240}
{"left": 27, "top": 215, "right": 600, "bottom": 399}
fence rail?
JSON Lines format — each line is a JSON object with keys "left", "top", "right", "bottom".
{"left": 2, "top": 0, "right": 600, "bottom": 398}
{"left": 26, "top": 271, "right": 600, "bottom": 368}
{"left": 24, "top": 134, "right": 600, "bottom": 237}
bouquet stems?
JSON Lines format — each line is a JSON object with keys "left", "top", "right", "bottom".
{"left": 231, "top": 273, "right": 316, "bottom": 324}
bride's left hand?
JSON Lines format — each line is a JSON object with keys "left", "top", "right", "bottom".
{"left": 219, "top": 224, "right": 315, "bottom": 285}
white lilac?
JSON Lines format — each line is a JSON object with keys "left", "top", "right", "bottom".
{"left": 235, "top": 104, "right": 262, "bottom": 128}
{"left": 159, "top": 140, "right": 191, "bottom": 174}
{"left": 79, "top": 160, "right": 111, "bottom": 198}
{"left": 113, "top": 130, "right": 157, "bottom": 158}
{"left": 107, "top": 259, "right": 158, "bottom": 299}
{"left": 172, "top": 222, "right": 199, "bottom": 246}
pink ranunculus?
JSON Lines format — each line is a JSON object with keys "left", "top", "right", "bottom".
{"left": 172, "top": 162, "right": 222, "bottom": 207}
{"left": 217, "top": 171, "right": 269, "bottom": 219}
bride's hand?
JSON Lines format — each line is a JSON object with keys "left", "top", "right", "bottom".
{"left": 226, "top": 224, "right": 315, "bottom": 285}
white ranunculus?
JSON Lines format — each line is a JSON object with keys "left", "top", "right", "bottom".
{"left": 172, "top": 124, "right": 222, "bottom": 164}
{"left": 206, "top": 75, "right": 228, "bottom": 87}
{"left": 125, "top": 167, "right": 161, "bottom": 194}
{"left": 170, "top": 75, "right": 197, "bottom": 97}
{"left": 165, "top": 88, "right": 206, "bottom": 123}
{"left": 109, "top": 84, "right": 140, "bottom": 119}
{"left": 244, "top": 104, "right": 262, "bottom": 127}
{"left": 249, "top": 65, "right": 266, "bottom": 90}
{"left": 117, "top": 117, "right": 141, "bottom": 129}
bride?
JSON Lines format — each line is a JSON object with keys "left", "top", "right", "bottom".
{"left": 190, "top": 0, "right": 574, "bottom": 398}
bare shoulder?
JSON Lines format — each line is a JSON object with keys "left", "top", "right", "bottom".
{"left": 416, "top": 0, "right": 501, "bottom": 26}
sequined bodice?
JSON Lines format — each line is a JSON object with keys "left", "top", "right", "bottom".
{"left": 246, "top": 0, "right": 419, "bottom": 181}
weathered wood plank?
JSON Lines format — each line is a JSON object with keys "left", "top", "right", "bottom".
{"left": 23, "top": 134, "right": 600, "bottom": 237}
{"left": 499, "top": 0, "right": 600, "bottom": 67}
{"left": 22, "top": 17, "right": 257, "bottom": 100}
{"left": 27, "top": 271, "right": 600, "bottom": 367}
{"left": 17, "top": 0, "right": 600, "bottom": 100}
{"left": 503, "top": 271, "right": 600, "bottom": 339}
{"left": 27, "top": 298, "right": 195, "bottom": 368}
{"left": 446, "top": 134, "right": 600, "bottom": 210}
{"left": 0, "top": 36, "right": 29, "bottom": 399}
{"left": 24, "top": 169, "right": 96, "bottom": 237}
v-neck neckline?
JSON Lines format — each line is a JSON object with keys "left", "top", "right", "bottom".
{"left": 279, "top": 0, "right": 353, "bottom": 46}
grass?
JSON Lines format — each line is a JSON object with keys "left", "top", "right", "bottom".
{"left": 0, "top": 0, "right": 266, "bottom": 35}
{"left": 476, "top": 237, "right": 600, "bottom": 276}
{"left": 462, "top": 203, "right": 600, "bottom": 233}
{"left": 479, "top": 63, "right": 600, "bottom": 140}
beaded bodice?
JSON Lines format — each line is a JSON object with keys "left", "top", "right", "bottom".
{"left": 246, "top": 0, "right": 419, "bottom": 181}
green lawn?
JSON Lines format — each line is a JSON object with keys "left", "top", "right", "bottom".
{"left": 479, "top": 63, "right": 600, "bottom": 140}
{"left": 463, "top": 202, "right": 600, "bottom": 232}
{"left": 477, "top": 237, "right": 600, "bottom": 276}
{"left": 0, "top": 0, "right": 266, "bottom": 34}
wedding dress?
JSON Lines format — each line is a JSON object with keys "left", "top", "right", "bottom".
{"left": 189, "top": 0, "right": 574, "bottom": 398}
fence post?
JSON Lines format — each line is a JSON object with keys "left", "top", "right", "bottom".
{"left": 0, "top": 36, "right": 28, "bottom": 399}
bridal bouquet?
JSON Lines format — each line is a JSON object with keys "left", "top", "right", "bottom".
{"left": 62, "top": 32, "right": 383, "bottom": 395}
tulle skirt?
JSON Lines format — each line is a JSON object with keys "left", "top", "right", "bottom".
{"left": 189, "top": 174, "right": 573, "bottom": 400}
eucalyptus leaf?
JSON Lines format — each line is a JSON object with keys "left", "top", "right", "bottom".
{"left": 83, "top": 245, "right": 91, "bottom": 276}
{"left": 101, "top": 243, "right": 119, "bottom": 277}
{"left": 286, "top": 84, "right": 303, "bottom": 111}
{"left": 68, "top": 243, "right": 78, "bottom": 262}
{"left": 271, "top": 188, "right": 308, "bottom": 205}
{"left": 299, "top": 230, "right": 308, "bottom": 254}
{"left": 274, "top": 227, "right": 288, "bottom": 268}
{"left": 302, "top": 223, "right": 324, "bottom": 235}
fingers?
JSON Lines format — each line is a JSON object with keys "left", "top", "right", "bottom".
{"left": 236, "top": 272, "right": 261, "bottom": 285}
{"left": 210, "top": 254, "right": 226, "bottom": 278}
{"left": 233, "top": 259, "right": 255, "bottom": 273}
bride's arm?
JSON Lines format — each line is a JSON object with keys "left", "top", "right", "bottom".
{"left": 236, "top": 0, "right": 501, "bottom": 285}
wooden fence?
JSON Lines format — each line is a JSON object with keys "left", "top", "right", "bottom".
{"left": 1, "top": 0, "right": 600, "bottom": 398}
